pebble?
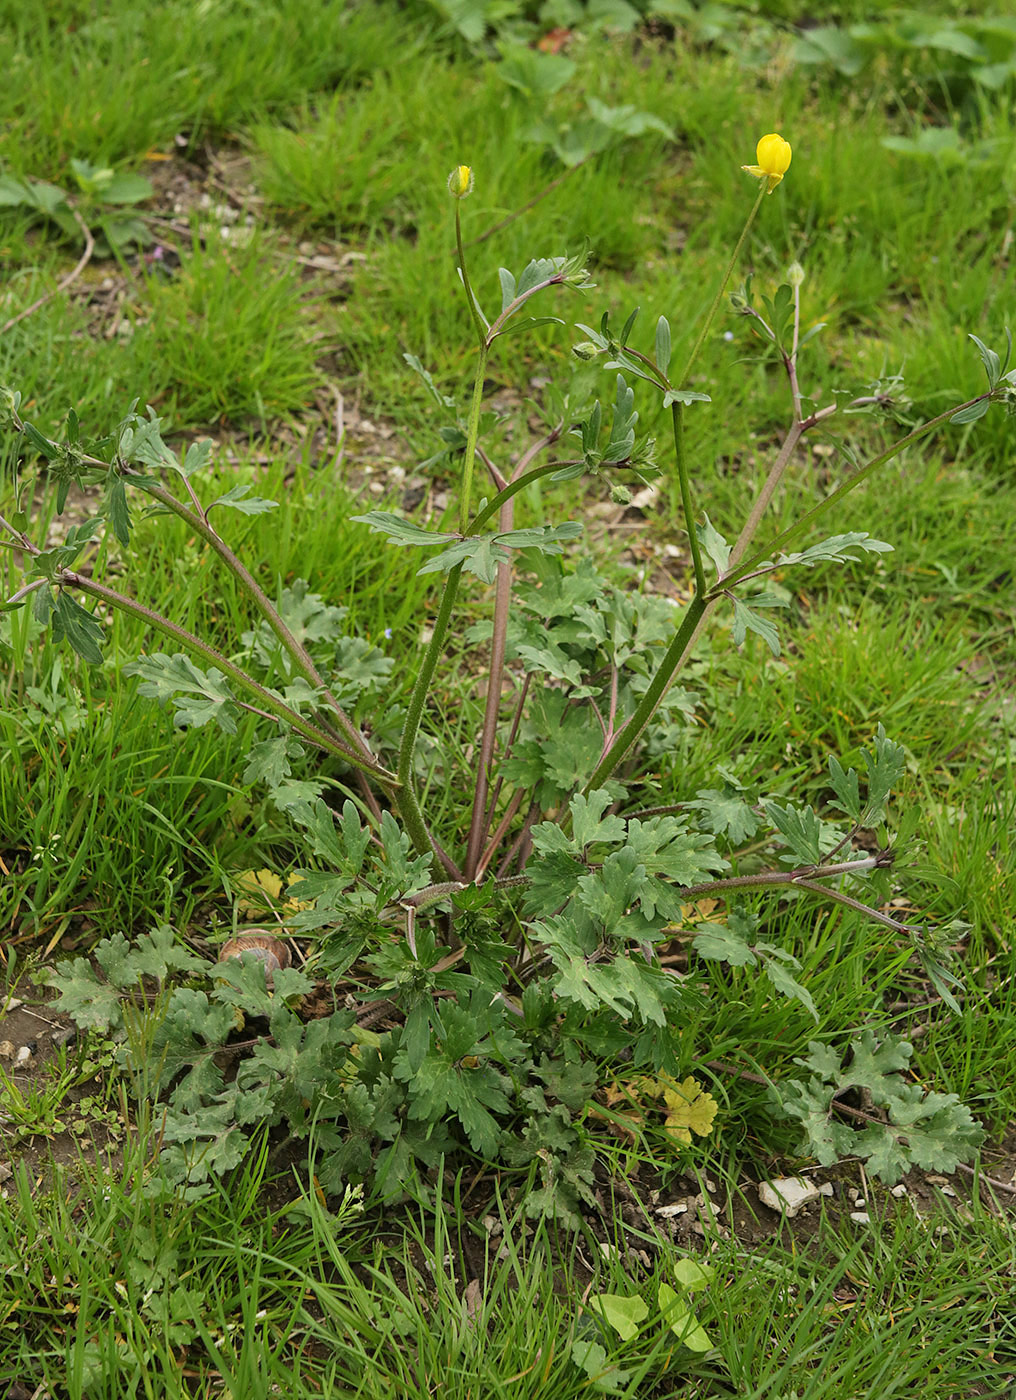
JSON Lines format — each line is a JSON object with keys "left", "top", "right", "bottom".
{"left": 656, "top": 1202, "right": 688, "bottom": 1218}
{"left": 890, "top": 1184, "right": 908, "bottom": 1198}
{"left": 758, "top": 1176, "right": 827, "bottom": 1219}
{"left": 939, "top": 1186, "right": 957, "bottom": 1198}
{"left": 14, "top": 1046, "right": 33, "bottom": 1067}
{"left": 853, "top": 1197, "right": 866, "bottom": 1209}
{"left": 0, "top": 1041, "right": 14, "bottom": 1059}
{"left": 849, "top": 1211, "right": 871, "bottom": 1224}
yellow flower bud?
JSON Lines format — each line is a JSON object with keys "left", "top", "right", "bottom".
{"left": 741, "top": 133, "right": 792, "bottom": 194}
{"left": 447, "top": 165, "right": 474, "bottom": 199}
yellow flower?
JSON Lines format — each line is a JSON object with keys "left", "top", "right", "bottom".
{"left": 742, "top": 133, "right": 792, "bottom": 194}
{"left": 447, "top": 164, "right": 474, "bottom": 198}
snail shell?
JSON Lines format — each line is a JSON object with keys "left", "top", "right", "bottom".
{"left": 217, "top": 933, "right": 292, "bottom": 988}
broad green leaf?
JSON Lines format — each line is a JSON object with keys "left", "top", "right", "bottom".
{"left": 586, "top": 96, "right": 671, "bottom": 138}
{"left": 589, "top": 1292, "right": 648, "bottom": 1341}
{"left": 124, "top": 653, "right": 239, "bottom": 732}
{"left": 569, "top": 1340, "right": 630, "bottom": 1393}
{"left": 827, "top": 753, "right": 861, "bottom": 821}
{"left": 671, "top": 1259, "right": 714, "bottom": 1291}
{"left": 418, "top": 522, "right": 583, "bottom": 584}
{"left": 43, "top": 958, "right": 123, "bottom": 1031}
{"left": 497, "top": 268, "right": 516, "bottom": 313}
{"left": 497, "top": 45, "right": 576, "bottom": 97}
{"left": 180, "top": 440, "right": 214, "bottom": 479}
{"left": 570, "top": 789, "right": 627, "bottom": 848}
{"left": 50, "top": 592, "right": 105, "bottom": 665}
{"left": 105, "top": 478, "right": 132, "bottom": 547}
{"left": 658, "top": 1283, "right": 712, "bottom": 1351}
{"left": 688, "top": 781, "right": 759, "bottom": 844}
{"left": 693, "top": 923, "right": 758, "bottom": 967}
{"left": 101, "top": 172, "right": 154, "bottom": 205}
{"left": 763, "top": 799, "right": 827, "bottom": 865}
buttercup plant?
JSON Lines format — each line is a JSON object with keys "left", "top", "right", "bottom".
{"left": 2, "top": 136, "right": 1003, "bottom": 1197}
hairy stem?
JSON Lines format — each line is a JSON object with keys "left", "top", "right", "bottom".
{"left": 721, "top": 393, "right": 992, "bottom": 589}
{"left": 126, "top": 472, "right": 372, "bottom": 759}
{"left": 672, "top": 402, "right": 707, "bottom": 597}
{"left": 582, "top": 593, "right": 707, "bottom": 793}
{"left": 64, "top": 572, "right": 397, "bottom": 782}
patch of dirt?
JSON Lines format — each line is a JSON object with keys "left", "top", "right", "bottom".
{"left": 0, "top": 977, "right": 124, "bottom": 1191}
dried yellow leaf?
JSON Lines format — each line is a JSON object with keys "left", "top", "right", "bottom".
{"left": 661, "top": 1076, "right": 718, "bottom": 1144}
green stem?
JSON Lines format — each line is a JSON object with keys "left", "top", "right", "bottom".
{"left": 459, "top": 345, "right": 488, "bottom": 535}
{"left": 719, "top": 393, "right": 991, "bottom": 590}
{"left": 397, "top": 562, "right": 465, "bottom": 791}
{"left": 583, "top": 593, "right": 707, "bottom": 794}
{"left": 127, "top": 472, "right": 373, "bottom": 761}
{"left": 456, "top": 202, "right": 487, "bottom": 346}
{"left": 65, "top": 572, "right": 398, "bottom": 783}
{"left": 398, "top": 293, "right": 492, "bottom": 843}
{"left": 469, "top": 458, "right": 580, "bottom": 533}
{"left": 672, "top": 402, "right": 707, "bottom": 597}
{"left": 676, "top": 185, "right": 766, "bottom": 390}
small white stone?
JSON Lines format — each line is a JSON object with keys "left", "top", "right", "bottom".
{"left": 940, "top": 1186, "right": 957, "bottom": 1198}
{"left": 849, "top": 1211, "right": 871, "bottom": 1224}
{"left": 656, "top": 1202, "right": 688, "bottom": 1218}
{"left": 819, "top": 1183, "right": 834, "bottom": 1197}
{"left": 705, "top": 1178, "right": 718, "bottom": 1194}
{"left": 758, "top": 1177, "right": 822, "bottom": 1219}
{"left": 14, "top": 1046, "right": 32, "bottom": 1067}
{"left": 853, "top": 1198, "right": 866, "bottom": 1209}
{"left": 891, "top": 1184, "right": 908, "bottom": 1198}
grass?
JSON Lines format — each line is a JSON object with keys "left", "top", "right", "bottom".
{"left": 1, "top": 1, "right": 1015, "bottom": 1396}
{"left": 3, "top": 1133, "right": 1014, "bottom": 1398}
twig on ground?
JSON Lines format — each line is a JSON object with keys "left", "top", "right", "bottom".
{"left": 1, "top": 204, "right": 95, "bottom": 334}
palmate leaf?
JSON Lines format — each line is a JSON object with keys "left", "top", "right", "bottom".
{"left": 776, "top": 1031, "right": 984, "bottom": 1183}
{"left": 570, "top": 789, "right": 627, "bottom": 848}
{"left": 43, "top": 958, "right": 124, "bottom": 1031}
{"left": 688, "top": 778, "right": 759, "bottom": 844}
{"left": 124, "top": 652, "right": 240, "bottom": 732}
